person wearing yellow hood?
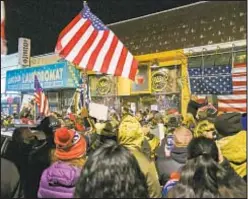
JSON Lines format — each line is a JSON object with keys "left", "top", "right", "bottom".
{"left": 214, "top": 113, "right": 246, "bottom": 179}
{"left": 118, "top": 115, "right": 162, "bottom": 198}
{"left": 140, "top": 121, "right": 160, "bottom": 160}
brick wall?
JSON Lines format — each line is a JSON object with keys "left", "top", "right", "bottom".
{"left": 109, "top": 1, "right": 247, "bottom": 55}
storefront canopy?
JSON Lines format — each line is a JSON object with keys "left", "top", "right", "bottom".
{"left": 5, "top": 61, "right": 81, "bottom": 92}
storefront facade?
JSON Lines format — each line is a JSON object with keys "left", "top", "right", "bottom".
{"left": 5, "top": 61, "right": 81, "bottom": 114}
{"left": 1, "top": 53, "right": 22, "bottom": 115}
{"left": 87, "top": 49, "right": 189, "bottom": 116}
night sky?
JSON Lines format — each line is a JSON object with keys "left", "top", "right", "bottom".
{"left": 5, "top": 0, "right": 198, "bottom": 56}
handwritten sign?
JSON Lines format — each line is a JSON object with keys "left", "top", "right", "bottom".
{"left": 151, "top": 105, "right": 158, "bottom": 111}
{"left": 89, "top": 102, "right": 109, "bottom": 121}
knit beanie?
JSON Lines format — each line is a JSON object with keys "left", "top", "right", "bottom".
{"left": 54, "top": 127, "right": 87, "bottom": 160}
{"left": 173, "top": 127, "right": 193, "bottom": 147}
{"left": 214, "top": 113, "right": 243, "bottom": 137}
{"left": 37, "top": 116, "right": 61, "bottom": 136}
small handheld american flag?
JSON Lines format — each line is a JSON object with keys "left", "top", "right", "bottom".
{"left": 34, "top": 75, "right": 50, "bottom": 116}
{"left": 55, "top": 2, "right": 138, "bottom": 81}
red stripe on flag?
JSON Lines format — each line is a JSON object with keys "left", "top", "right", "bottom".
{"left": 232, "top": 81, "right": 247, "bottom": 86}
{"left": 1, "top": 21, "right": 5, "bottom": 40}
{"left": 218, "top": 107, "right": 246, "bottom": 113}
{"left": 73, "top": 30, "right": 98, "bottom": 66}
{"left": 233, "top": 90, "right": 247, "bottom": 94}
{"left": 232, "top": 73, "right": 246, "bottom": 77}
{"left": 55, "top": 6, "right": 138, "bottom": 80}
{"left": 129, "top": 59, "right": 139, "bottom": 81}
{"left": 60, "top": 20, "right": 91, "bottom": 58}
{"left": 57, "top": 14, "right": 81, "bottom": 44}
{"left": 86, "top": 31, "right": 110, "bottom": 70}
{"left": 218, "top": 99, "right": 247, "bottom": 104}
{"left": 114, "top": 47, "right": 128, "bottom": 76}
{"left": 100, "top": 36, "right": 118, "bottom": 73}
{"left": 233, "top": 63, "right": 246, "bottom": 68}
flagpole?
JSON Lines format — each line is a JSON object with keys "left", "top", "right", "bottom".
{"left": 34, "top": 99, "right": 37, "bottom": 124}
{"left": 82, "top": 69, "right": 88, "bottom": 108}
{"left": 67, "top": 90, "right": 77, "bottom": 114}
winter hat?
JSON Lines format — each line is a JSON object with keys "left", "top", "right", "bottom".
{"left": 96, "top": 120, "right": 119, "bottom": 137}
{"left": 162, "top": 172, "right": 180, "bottom": 197}
{"left": 173, "top": 127, "right": 193, "bottom": 147}
{"left": 214, "top": 113, "right": 243, "bottom": 136}
{"left": 167, "top": 108, "right": 179, "bottom": 115}
{"left": 37, "top": 116, "right": 61, "bottom": 136}
{"left": 75, "top": 123, "right": 85, "bottom": 132}
{"left": 54, "top": 127, "right": 87, "bottom": 160}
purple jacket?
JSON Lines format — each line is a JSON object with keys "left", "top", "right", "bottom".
{"left": 38, "top": 161, "right": 81, "bottom": 198}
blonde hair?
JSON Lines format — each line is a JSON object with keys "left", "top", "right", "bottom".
{"left": 50, "top": 149, "right": 87, "bottom": 168}
{"left": 194, "top": 120, "right": 215, "bottom": 138}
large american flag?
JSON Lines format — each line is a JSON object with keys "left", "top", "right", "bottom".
{"left": 34, "top": 75, "right": 50, "bottom": 116}
{"left": 55, "top": 3, "right": 138, "bottom": 81}
{"left": 189, "top": 63, "right": 247, "bottom": 113}
{"left": 217, "top": 63, "right": 246, "bottom": 112}
{"left": 188, "top": 65, "right": 233, "bottom": 95}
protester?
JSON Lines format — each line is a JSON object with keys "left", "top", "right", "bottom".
{"left": 37, "top": 127, "right": 87, "bottom": 198}
{"left": 140, "top": 120, "right": 160, "bottom": 160}
{"left": 194, "top": 120, "right": 218, "bottom": 139}
{"left": 167, "top": 137, "right": 246, "bottom": 198}
{"left": 156, "top": 126, "right": 193, "bottom": 185}
{"left": 89, "top": 120, "right": 119, "bottom": 154}
{"left": 74, "top": 140, "right": 149, "bottom": 198}
{"left": 9, "top": 127, "right": 37, "bottom": 198}
{"left": 182, "top": 113, "right": 197, "bottom": 131}
{"left": 186, "top": 98, "right": 207, "bottom": 119}
{"left": 18, "top": 116, "right": 62, "bottom": 198}
{"left": 214, "top": 113, "right": 247, "bottom": 179}
{"left": 36, "top": 115, "right": 61, "bottom": 148}
{"left": 1, "top": 158, "right": 23, "bottom": 198}
{"left": 118, "top": 115, "right": 161, "bottom": 198}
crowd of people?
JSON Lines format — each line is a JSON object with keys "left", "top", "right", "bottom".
{"left": 1, "top": 97, "right": 247, "bottom": 198}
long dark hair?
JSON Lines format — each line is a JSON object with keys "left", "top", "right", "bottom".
{"left": 168, "top": 137, "right": 246, "bottom": 198}
{"left": 74, "top": 140, "right": 149, "bottom": 198}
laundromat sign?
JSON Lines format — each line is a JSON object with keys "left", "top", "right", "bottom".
{"left": 6, "top": 62, "right": 79, "bottom": 91}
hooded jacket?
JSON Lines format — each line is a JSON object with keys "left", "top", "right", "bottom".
{"left": 156, "top": 138, "right": 187, "bottom": 185}
{"left": 118, "top": 115, "right": 161, "bottom": 198}
{"left": 216, "top": 130, "right": 246, "bottom": 178}
{"left": 38, "top": 161, "right": 81, "bottom": 198}
{"left": 214, "top": 113, "right": 243, "bottom": 137}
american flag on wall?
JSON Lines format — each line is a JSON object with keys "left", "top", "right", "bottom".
{"left": 189, "top": 62, "right": 247, "bottom": 113}
{"left": 34, "top": 75, "right": 50, "bottom": 116}
{"left": 217, "top": 63, "right": 246, "bottom": 112}
{"left": 55, "top": 3, "right": 138, "bottom": 81}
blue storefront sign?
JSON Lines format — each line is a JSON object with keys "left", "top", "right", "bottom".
{"left": 5, "top": 62, "right": 80, "bottom": 91}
